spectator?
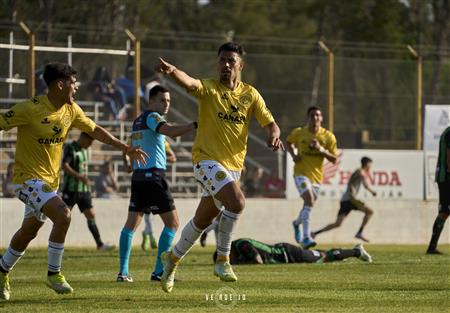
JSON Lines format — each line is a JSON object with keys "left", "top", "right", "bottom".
{"left": 88, "top": 66, "right": 127, "bottom": 120}
{"left": 2, "top": 162, "right": 15, "bottom": 198}
{"left": 96, "top": 159, "right": 119, "bottom": 198}
{"left": 244, "top": 167, "right": 264, "bottom": 197}
{"left": 116, "top": 51, "right": 147, "bottom": 108}
{"left": 263, "top": 168, "right": 285, "bottom": 198}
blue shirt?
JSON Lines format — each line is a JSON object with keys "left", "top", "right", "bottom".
{"left": 130, "top": 110, "right": 167, "bottom": 171}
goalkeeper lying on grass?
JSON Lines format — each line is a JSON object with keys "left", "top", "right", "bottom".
{"left": 213, "top": 238, "right": 372, "bottom": 264}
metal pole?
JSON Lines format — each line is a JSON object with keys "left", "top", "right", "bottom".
{"left": 19, "top": 21, "right": 35, "bottom": 97}
{"left": 134, "top": 40, "right": 141, "bottom": 118}
{"left": 67, "top": 35, "right": 72, "bottom": 65}
{"left": 318, "top": 41, "right": 334, "bottom": 132}
{"left": 417, "top": 55, "right": 423, "bottom": 150}
{"left": 407, "top": 45, "right": 422, "bottom": 150}
{"left": 8, "top": 32, "right": 14, "bottom": 98}
{"left": 328, "top": 51, "right": 334, "bottom": 132}
{"left": 125, "top": 29, "right": 141, "bottom": 119}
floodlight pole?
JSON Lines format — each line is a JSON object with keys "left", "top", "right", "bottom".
{"left": 125, "top": 29, "right": 141, "bottom": 119}
{"left": 407, "top": 45, "right": 423, "bottom": 150}
{"left": 19, "top": 21, "right": 35, "bottom": 97}
{"left": 318, "top": 40, "right": 334, "bottom": 132}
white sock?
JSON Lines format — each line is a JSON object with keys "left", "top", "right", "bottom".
{"left": 217, "top": 210, "right": 240, "bottom": 257}
{"left": 143, "top": 213, "right": 153, "bottom": 235}
{"left": 300, "top": 206, "right": 312, "bottom": 239}
{"left": 48, "top": 241, "right": 64, "bottom": 273}
{"left": 0, "top": 247, "right": 25, "bottom": 272}
{"left": 203, "top": 218, "right": 219, "bottom": 235}
{"left": 172, "top": 219, "right": 203, "bottom": 259}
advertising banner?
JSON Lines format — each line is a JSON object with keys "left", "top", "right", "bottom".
{"left": 286, "top": 149, "right": 424, "bottom": 200}
{"left": 424, "top": 105, "right": 450, "bottom": 151}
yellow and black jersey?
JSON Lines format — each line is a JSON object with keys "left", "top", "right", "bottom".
{"left": 0, "top": 95, "right": 96, "bottom": 189}
{"left": 286, "top": 126, "right": 337, "bottom": 183}
{"left": 189, "top": 78, "right": 274, "bottom": 171}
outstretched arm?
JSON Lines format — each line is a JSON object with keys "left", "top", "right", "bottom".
{"left": 155, "top": 58, "right": 201, "bottom": 92}
{"left": 88, "top": 125, "right": 148, "bottom": 166}
{"left": 158, "top": 122, "right": 197, "bottom": 138}
{"left": 264, "top": 122, "right": 284, "bottom": 152}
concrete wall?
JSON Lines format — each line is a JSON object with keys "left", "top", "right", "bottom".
{"left": 0, "top": 198, "right": 448, "bottom": 248}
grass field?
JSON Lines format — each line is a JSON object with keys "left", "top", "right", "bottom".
{"left": 0, "top": 244, "right": 448, "bottom": 313}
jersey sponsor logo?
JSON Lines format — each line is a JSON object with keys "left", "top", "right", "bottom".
{"left": 230, "top": 104, "right": 239, "bottom": 113}
{"left": 38, "top": 137, "right": 64, "bottom": 144}
{"left": 62, "top": 114, "right": 71, "bottom": 127}
{"left": 1, "top": 110, "right": 15, "bottom": 124}
{"left": 52, "top": 125, "right": 62, "bottom": 135}
{"left": 217, "top": 112, "right": 247, "bottom": 124}
{"left": 131, "top": 132, "right": 143, "bottom": 140}
{"left": 41, "top": 117, "right": 51, "bottom": 124}
{"left": 215, "top": 171, "right": 226, "bottom": 182}
{"left": 239, "top": 94, "right": 252, "bottom": 106}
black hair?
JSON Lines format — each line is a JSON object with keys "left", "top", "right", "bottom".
{"left": 149, "top": 85, "right": 169, "bottom": 101}
{"left": 361, "top": 156, "right": 372, "bottom": 167}
{"left": 217, "top": 42, "right": 244, "bottom": 57}
{"left": 307, "top": 106, "right": 321, "bottom": 116}
{"left": 43, "top": 62, "right": 77, "bottom": 86}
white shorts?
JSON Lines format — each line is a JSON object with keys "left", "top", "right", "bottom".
{"left": 13, "top": 179, "right": 58, "bottom": 222}
{"left": 194, "top": 160, "right": 241, "bottom": 209}
{"left": 294, "top": 176, "right": 321, "bottom": 198}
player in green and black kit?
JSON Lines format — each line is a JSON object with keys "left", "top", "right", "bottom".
{"left": 213, "top": 238, "right": 372, "bottom": 264}
{"left": 61, "top": 132, "right": 113, "bottom": 251}
{"left": 426, "top": 126, "right": 450, "bottom": 255}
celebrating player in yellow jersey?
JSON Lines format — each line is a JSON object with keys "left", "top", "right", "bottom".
{"left": 286, "top": 106, "right": 337, "bottom": 249}
{"left": 0, "top": 62, "right": 147, "bottom": 301}
{"left": 155, "top": 42, "right": 284, "bottom": 293}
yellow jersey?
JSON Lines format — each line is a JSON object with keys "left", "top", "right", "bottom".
{"left": 0, "top": 95, "right": 96, "bottom": 190}
{"left": 190, "top": 78, "right": 274, "bottom": 171}
{"left": 286, "top": 126, "right": 337, "bottom": 183}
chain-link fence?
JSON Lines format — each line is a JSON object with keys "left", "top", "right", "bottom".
{"left": 1, "top": 31, "right": 449, "bottom": 197}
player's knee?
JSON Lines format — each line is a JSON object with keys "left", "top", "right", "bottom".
{"left": 226, "top": 196, "right": 245, "bottom": 214}
{"left": 335, "top": 220, "right": 342, "bottom": 227}
{"left": 57, "top": 208, "right": 72, "bottom": 228}
{"left": 366, "top": 209, "right": 374, "bottom": 216}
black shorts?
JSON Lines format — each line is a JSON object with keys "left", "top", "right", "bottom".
{"left": 438, "top": 181, "right": 450, "bottom": 214}
{"left": 276, "top": 243, "right": 322, "bottom": 263}
{"left": 62, "top": 191, "right": 93, "bottom": 212}
{"left": 128, "top": 169, "right": 175, "bottom": 215}
{"left": 338, "top": 199, "right": 365, "bottom": 216}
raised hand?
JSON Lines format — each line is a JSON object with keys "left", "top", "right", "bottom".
{"left": 156, "top": 58, "right": 176, "bottom": 75}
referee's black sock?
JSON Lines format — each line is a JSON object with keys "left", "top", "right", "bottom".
{"left": 427, "top": 215, "right": 446, "bottom": 251}
{"left": 87, "top": 219, "right": 103, "bottom": 248}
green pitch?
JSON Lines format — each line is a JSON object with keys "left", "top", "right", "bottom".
{"left": 0, "top": 245, "right": 448, "bottom": 313}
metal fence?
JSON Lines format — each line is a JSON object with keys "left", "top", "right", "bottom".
{"left": 1, "top": 28, "right": 450, "bottom": 196}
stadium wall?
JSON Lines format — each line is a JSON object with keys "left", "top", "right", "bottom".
{"left": 1, "top": 198, "right": 448, "bottom": 248}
